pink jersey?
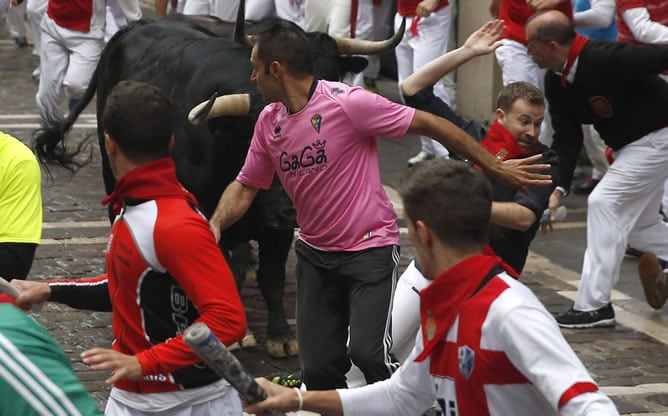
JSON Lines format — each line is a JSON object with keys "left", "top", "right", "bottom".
{"left": 237, "top": 80, "right": 415, "bottom": 251}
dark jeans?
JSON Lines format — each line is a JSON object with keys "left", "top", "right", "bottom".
{"left": 295, "top": 240, "right": 400, "bottom": 390}
{"left": 0, "top": 242, "right": 37, "bottom": 280}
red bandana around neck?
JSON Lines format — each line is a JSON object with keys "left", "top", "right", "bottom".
{"left": 415, "top": 253, "right": 518, "bottom": 362}
{"left": 561, "top": 34, "right": 590, "bottom": 87}
{"left": 480, "top": 120, "right": 535, "bottom": 162}
{"left": 101, "top": 157, "right": 199, "bottom": 216}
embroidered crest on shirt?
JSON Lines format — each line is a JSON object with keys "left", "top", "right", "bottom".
{"left": 331, "top": 87, "right": 344, "bottom": 95}
{"left": 273, "top": 125, "right": 282, "bottom": 139}
{"left": 311, "top": 114, "right": 322, "bottom": 133}
{"left": 458, "top": 345, "right": 475, "bottom": 379}
{"left": 588, "top": 96, "right": 614, "bottom": 118}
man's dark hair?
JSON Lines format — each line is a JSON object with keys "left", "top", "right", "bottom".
{"left": 496, "top": 81, "right": 545, "bottom": 113}
{"left": 399, "top": 159, "right": 492, "bottom": 248}
{"left": 256, "top": 21, "right": 314, "bottom": 77}
{"left": 102, "top": 80, "right": 175, "bottom": 163}
{"left": 527, "top": 11, "right": 576, "bottom": 45}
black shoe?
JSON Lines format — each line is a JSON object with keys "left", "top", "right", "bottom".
{"left": 14, "top": 36, "right": 28, "bottom": 48}
{"left": 574, "top": 177, "right": 599, "bottom": 195}
{"left": 625, "top": 246, "right": 645, "bottom": 258}
{"left": 556, "top": 303, "right": 616, "bottom": 328}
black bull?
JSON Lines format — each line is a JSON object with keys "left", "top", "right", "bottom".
{"left": 33, "top": 14, "right": 403, "bottom": 358}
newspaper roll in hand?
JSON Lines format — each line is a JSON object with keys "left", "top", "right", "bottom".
{"left": 184, "top": 322, "right": 268, "bottom": 403}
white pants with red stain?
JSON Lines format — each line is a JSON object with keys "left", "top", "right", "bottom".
{"left": 394, "top": 5, "right": 452, "bottom": 158}
{"left": 575, "top": 126, "right": 668, "bottom": 311}
{"left": 494, "top": 39, "right": 554, "bottom": 147}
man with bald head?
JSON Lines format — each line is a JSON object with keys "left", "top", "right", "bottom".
{"left": 525, "top": 9, "right": 668, "bottom": 327}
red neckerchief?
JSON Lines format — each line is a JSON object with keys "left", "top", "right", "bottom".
{"left": 561, "top": 34, "right": 590, "bottom": 87}
{"left": 415, "top": 253, "right": 518, "bottom": 362}
{"left": 480, "top": 120, "right": 535, "bottom": 162}
{"left": 101, "top": 157, "right": 199, "bottom": 216}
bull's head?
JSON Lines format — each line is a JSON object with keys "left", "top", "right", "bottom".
{"left": 188, "top": 0, "right": 405, "bottom": 125}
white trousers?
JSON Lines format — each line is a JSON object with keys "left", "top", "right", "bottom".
{"left": 395, "top": 6, "right": 452, "bottom": 157}
{"left": 390, "top": 260, "right": 430, "bottom": 363}
{"left": 36, "top": 16, "right": 103, "bottom": 127}
{"left": 26, "top": 0, "right": 47, "bottom": 56}
{"left": 275, "top": 0, "right": 304, "bottom": 28}
{"left": 304, "top": 0, "right": 329, "bottom": 31}
{"left": 494, "top": 39, "right": 554, "bottom": 146}
{"left": 105, "top": 392, "right": 242, "bottom": 416}
{"left": 0, "top": 0, "right": 27, "bottom": 38}
{"left": 351, "top": 0, "right": 393, "bottom": 86}
{"left": 575, "top": 127, "right": 668, "bottom": 311}
{"left": 582, "top": 124, "right": 609, "bottom": 180}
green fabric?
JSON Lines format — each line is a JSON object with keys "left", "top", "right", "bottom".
{"left": 0, "top": 304, "right": 102, "bottom": 415}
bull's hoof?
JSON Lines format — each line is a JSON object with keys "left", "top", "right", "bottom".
{"left": 241, "top": 332, "right": 258, "bottom": 348}
{"left": 285, "top": 338, "right": 299, "bottom": 357}
{"left": 265, "top": 340, "right": 288, "bottom": 358}
{"left": 243, "top": 269, "right": 257, "bottom": 284}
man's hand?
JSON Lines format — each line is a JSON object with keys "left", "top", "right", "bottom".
{"left": 540, "top": 188, "right": 562, "bottom": 233}
{"left": 527, "top": 0, "right": 563, "bottom": 11}
{"left": 462, "top": 19, "right": 505, "bottom": 57}
{"left": 497, "top": 154, "right": 552, "bottom": 194}
{"left": 11, "top": 280, "right": 50, "bottom": 311}
{"left": 81, "top": 348, "right": 143, "bottom": 385}
{"left": 243, "top": 377, "right": 299, "bottom": 414}
{"left": 416, "top": 0, "right": 440, "bottom": 17}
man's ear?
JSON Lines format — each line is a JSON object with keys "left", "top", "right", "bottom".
{"left": 269, "top": 60, "right": 281, "bottom": 78}
{"left": 104, "top": 133, "right": 117, "bottom": 156}
{"left": 495, "top": 108, "right": 506, "bottom": 124}
{"left": 415, "top": 219, "right": 433, "bottom": 249}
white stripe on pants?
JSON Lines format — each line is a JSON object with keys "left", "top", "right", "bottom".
{"left": 575, "top": 127, "right": 668, "bottom": 311}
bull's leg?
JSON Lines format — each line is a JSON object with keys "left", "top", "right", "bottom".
{"left": 257, "top": 227, "right": 298, "bottom": 358}
{"left": 222, "top": 242, "right": 258, "bottom": 350}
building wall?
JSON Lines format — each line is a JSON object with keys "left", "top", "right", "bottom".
{"left": 455, "top": 0, "right": 503, "bottom": 126}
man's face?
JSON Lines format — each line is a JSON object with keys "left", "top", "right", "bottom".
{"left": 497, "top": 99, "right": 544, "bottom": 151}
{"left": 250, "top": 45, "right": 279, "bottom": 103}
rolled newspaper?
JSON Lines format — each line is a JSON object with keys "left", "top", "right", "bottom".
{"left": 184, "top": 322, "right": 268, "bottom": 404}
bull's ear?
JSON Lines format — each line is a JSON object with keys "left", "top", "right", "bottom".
{"left": 337, "top": 56, "right": 368, "bottom": 75}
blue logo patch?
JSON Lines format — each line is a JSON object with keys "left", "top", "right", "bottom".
{"left": 458, "top": 345, "right": 475, "bottom": 380}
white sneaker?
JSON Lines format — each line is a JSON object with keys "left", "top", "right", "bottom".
{"left": 407, "top": 151, "right": 434, "bottom": 167}
{"left": 31, "top": 65, "right": 41, "bottom": 81}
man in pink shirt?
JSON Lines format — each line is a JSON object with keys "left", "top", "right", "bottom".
{"left": 210, "top": 21, "right": 551, "bottom": 391}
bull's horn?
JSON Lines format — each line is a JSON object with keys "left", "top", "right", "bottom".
{"left": 188, "top": 93, "right": 251, "bottom": 125}
{"left": 233, "top": 0, "right": 257, "bottom": 47}
{"left": 335, "top": 17, "right": 405, "bottom": 55}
